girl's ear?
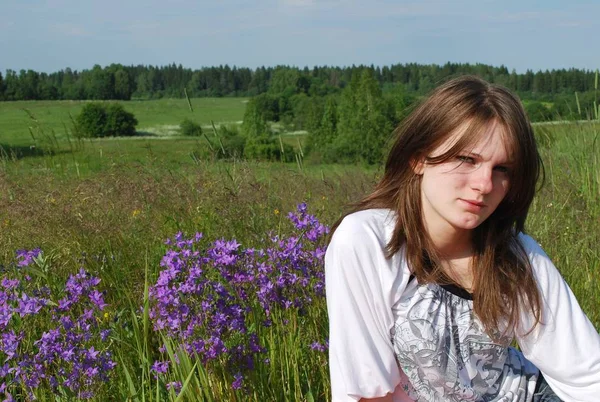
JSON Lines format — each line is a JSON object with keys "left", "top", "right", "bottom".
{"left": 411, "top": 157, "right": 425, "bottom": 175}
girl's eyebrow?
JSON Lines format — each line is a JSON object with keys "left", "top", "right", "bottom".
{"left": 466, "top": 151, "right": 514, "bottom": 165}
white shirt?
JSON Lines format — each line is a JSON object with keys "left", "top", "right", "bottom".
{"left": 326, "top": 209, "right": 600, "bottom": 401}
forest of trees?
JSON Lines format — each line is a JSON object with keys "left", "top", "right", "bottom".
{"left": 0, "top": 62, "right": 597, "bottom": 104}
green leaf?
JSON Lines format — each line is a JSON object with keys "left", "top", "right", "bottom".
{"left": 174, "top": 361, "right": 198, "bottom": 402}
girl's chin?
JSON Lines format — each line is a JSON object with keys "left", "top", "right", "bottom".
{"left": 450, "top": 218, "right": 485, "bottom": 231}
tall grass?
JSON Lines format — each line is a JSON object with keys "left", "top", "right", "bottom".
{"left": 0, "top": 118, "right": 598, "bottom": 400}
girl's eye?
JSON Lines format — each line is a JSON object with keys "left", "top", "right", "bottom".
{"left": 456, "top": 155, "right": 475, "bottom": 164}
{"left": 494, "top": 166, "right": 510, "bottom": 174}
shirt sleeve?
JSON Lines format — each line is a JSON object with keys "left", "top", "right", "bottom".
{"left": 325, "top": 211, "right": 408, "bottom": 401}
{"left": 516, "top": 234, "right": 600, "bottom": 401}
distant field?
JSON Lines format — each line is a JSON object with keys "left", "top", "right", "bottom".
{"left": 0, "top": 98, "right": 249, "bottom": 146}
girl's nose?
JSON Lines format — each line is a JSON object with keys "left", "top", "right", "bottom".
{"left": 471, "top": 167, "right": 494, "bottom": 194}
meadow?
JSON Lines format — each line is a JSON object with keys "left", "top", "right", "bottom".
{"left": 0, "top": 98, "right": 248, "bottom": 146}
{"left": 0, "top": 98, "right": 598, "bottom": 401}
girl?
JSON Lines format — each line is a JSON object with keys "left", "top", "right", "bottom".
{"left": 325, "top": 76, "right": 600, "bottom": 402}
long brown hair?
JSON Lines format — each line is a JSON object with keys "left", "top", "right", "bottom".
{"left": 330, "top": 75, "right": 543, "bottom": 341}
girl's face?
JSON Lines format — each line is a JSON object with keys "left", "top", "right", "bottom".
{"left": 417, "top": 121, "right": 512, "bottom": 238}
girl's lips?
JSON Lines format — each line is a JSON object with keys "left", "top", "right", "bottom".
{"left": 460, "top": 199, "right": 486, "bottom": 211}
{"left": 463, "top": 199, "right": 486, "bottom": 207}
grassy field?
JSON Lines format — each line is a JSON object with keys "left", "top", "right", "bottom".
{"left": 0, "top": 98, "right": 248, "bottom": 146}
{"left": 0, "top": 101, "right": 598, "bottom": 400}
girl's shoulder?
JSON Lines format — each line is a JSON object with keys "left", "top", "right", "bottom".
{"left": 329, "top": 208, "right": 408, "bottom": 273}
{"left": 334, "top": 208, "right": 396, "bottom": 240}
{"left": 517, "top": 233, "right": 550, "bottom": 262}
{"left": 516, "top": 233, "right": 558, "bottom": 283}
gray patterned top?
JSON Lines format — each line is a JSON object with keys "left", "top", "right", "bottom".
{"left": 392, "top": 280, "right": 539, "bottom": 401}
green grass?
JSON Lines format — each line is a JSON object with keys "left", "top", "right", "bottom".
{"left": 0, "top": 155, "right": 368, "bottom": 401}
{"left": 0, "top": 107, "right": 598, "bottom": 400}
{"left": 527, "top": 122, "right": 600, "bottom": 325}
{"left": 0, "top": 98, "right": 248, "bottom": 146}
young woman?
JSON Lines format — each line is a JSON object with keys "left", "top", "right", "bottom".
{"left": 325, "top": 76, "right": 600, "bottom": 402}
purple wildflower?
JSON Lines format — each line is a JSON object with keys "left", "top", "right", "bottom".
{"left": 231, "top": 373, "right": 243, "bottom": 390}
{"left": 148, "top": 203, "right": 330, "bottom": 392}
{"left": 310, "top": 341, "right": 328, "bottom": 353}
{"left": 0, "top": 253, "right": 115, "bottom": 399}
{"left": 15, "top": 249, "right": 42, "bottom": 267}
{"left": 88, "top": 290, "right": 107, "bottom": 310}
{"left": 166, "top": 381, "right": 182, "bottom": 394}
{"left": 151, "top": 361, "right": 169, "bottom": 378}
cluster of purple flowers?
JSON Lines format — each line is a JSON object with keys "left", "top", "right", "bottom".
{"left": 148, "top": 203, "right": 329, "bottom": 390}
{"left": 0, "top": 250, "right": 115, "bottom": 400}
{"left": 15, "top": 249, "right": 42, "bottom": 268}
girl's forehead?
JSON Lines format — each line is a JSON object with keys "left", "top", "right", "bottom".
{"left": 433, "top": 119, "right": 512, "bottom": 157}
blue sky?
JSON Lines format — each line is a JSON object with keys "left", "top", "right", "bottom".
{"left": 1, "top": 0, "right": 598, "bottom": 73}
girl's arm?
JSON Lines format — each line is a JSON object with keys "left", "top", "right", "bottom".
{"left": 516, "top": 234, "right": 600, "bottom": 401}
{"left": 326, "top": 210, "right": 409, "bottom": 402}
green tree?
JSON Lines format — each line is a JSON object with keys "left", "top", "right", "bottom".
{"left": 114, "top": 69, "right": 132, "bottom": 100}
{"left": 18, "top": 69, "right": 40, "bottom": 100}
{"left": 524, "top": 101, "right": 551, "bottom": 122}
{"left": 135, "top": 72, "right": 151, "bottom": 98}
{"left": 248, "top": 67, "right": 268, "bottom": 95}
{"left": 289, "top": 93, "right": 317, "bottom": 130}
{"left": 252, "top": 94, "right": 280, "bottom": 121}
{"left": 241, "top": 98, "right": 270, "bottom": 138}
{"left": 104, "top": 104, "right": 138, "bottom": 136}
{"left": 3, "top": 70, "right": 18, "bottom": 100}
{"left": 384, "top": 82, "right": 408, "bottom": 124}
{"left": 296, "top": 75, "right": 311, "bottom": 94}
{"left": 38, "top": 80, "right": 58, "bottom": 100}
{"left": 319, "top": 97, "right": 338, "bottom": 144}
{"left": 146, "top": 68, "right": 164, "bottom": 96}
{"left": 60, "top": 68, "right": 84, "bottom": 100}
{"left": 188, "top": 71, "right": 206, "bottom": 97}
{"left": 241, "top": 93, "right": 297, "bottom": 162}
{"left": 75, "top": 103, "right": 137, "bottom": 138}
{"left": 333, "top": 69, "right": 394, "bottom": 164}
{"left": 0, "top": 72, "right": 4, "bottom": 100}
{"left": 87, "top": 65, "right": 115, "bottom": 100}
{"left": 179, "top": 119, "right": 203, "bottom": 137}
{"left": 76, "top": 103, "right": 107, "bottom": 138}
{"left": 305, "top": 96, "right": 336, "bottom": 159}
{"left": 268, "top": 67, "right": 299, "bottom": 95}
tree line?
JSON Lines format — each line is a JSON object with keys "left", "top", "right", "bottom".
{"left": 0, "top": 62, "right": 598, "bottom": 104}
{"left": 239, "top": 65, "right": 599, "bottom": 164}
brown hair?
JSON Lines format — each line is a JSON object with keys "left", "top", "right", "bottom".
{"left": 330, "top": 75, "right": 542, "bottom": 340}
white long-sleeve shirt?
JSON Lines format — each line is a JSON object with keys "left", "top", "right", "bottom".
{"left": 326, "top": 209, "right": 600, "bottom": 401}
